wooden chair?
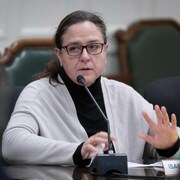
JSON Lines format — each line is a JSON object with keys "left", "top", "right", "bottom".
{"left": 0, "top": 38, "right": 56, "bottom": 86}
{"left": 115, "top": 19, "right": 180, "bottom": 94}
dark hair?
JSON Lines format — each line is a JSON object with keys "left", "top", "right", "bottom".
{"left": 34, "top": 10, "right": 107, "bottom": 84}
{"left": 54, "top": 10, "right": 107, "bottom": 49}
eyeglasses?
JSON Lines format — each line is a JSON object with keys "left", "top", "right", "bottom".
{"left": 61, "top": 43, "right": 104, "bottom": 56}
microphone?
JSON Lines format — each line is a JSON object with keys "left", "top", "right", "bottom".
{"left": 77, "top": 75, "right": 128, "bottom": 175}
{"left": 77, "top": 75, "right": 113, "bottom": 153}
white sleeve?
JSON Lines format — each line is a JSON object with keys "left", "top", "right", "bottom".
{"left": 2, "top": 86, "right": 82, "bottom": 165}
{"left": 2, "top": 116, "right": 79, "bottom": 165}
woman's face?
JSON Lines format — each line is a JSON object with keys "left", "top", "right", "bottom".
{"left": 55, "top": 21, "right": 108, "bottom": 86}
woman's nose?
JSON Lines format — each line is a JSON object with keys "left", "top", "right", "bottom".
{"left": 79, "top": 47, "right": 91, "bottom": 61}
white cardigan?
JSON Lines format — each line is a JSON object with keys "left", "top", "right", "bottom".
{"left": 2, "top": 76, "right": 179, "bottom": 165}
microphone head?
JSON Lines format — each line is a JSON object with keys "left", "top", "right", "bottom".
{"left": 77, "top": 75, "right": 85, "bottom": 86}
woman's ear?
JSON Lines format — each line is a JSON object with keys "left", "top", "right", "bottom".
{"left": 54, "top": 47, "right": 63, "bottom": 66}
{"left": 54, "top": 47, "right": 61, "bottom": 57}
{"left": 105, "top": 44, "right": 108, "bottom": 50}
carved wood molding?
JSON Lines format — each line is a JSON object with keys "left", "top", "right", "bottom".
{"left": 115, "top": 18, "right": 180, "bottom": 44}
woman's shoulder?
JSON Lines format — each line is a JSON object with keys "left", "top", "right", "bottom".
{"left": 101, "top": 76, "right": 146, "bottom": 101}
{"left": 26, "top": 77, "right": 52, "bottom": 90}
{"left": 101, "top": 76, "right": 154, "bottom": 115}
{"left": 19, "top": 77, "right": 62, "bottom": 100}
{"left": 101, "top": 76, "right": 134, "bottom": 91}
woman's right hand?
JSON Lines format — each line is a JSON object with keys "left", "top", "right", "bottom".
{"left": 81, "top": 131, "right": 116, "bottom": 159}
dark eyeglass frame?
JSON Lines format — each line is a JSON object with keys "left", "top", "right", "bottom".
{"left": 61, "top": 43, "right": 105, "bottom": 56}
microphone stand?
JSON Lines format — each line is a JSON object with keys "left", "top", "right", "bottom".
{"left": 77, "top": 76, "right": 128, "bottom": 176}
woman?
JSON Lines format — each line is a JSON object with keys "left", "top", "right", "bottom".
{"left": 2, "top": 10, "right": 180, "bottom": 166}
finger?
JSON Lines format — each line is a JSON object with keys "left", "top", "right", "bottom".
{"left": 92, "top": 131, "right": 117, "bottom": 144}
{"left": 171, "top": 113, "right": 177, "bottom": 129}
{"left": 142, "top": 111, "right": 157, "bottom": 131}
{"left": 82, "top": 143, "right": 98, "bottom": 159}
{"left": 90, "top": 136, "right": 108, "bottom": 146}
{"left": 97, "top": 131, "right": 108, "bottom": 138}
{"left": 154, "top": 105, "right": 163, "bottom": 125}
{"left": 111, "top": 135, "right": 118, "bottom": 141}
{"left": 84, "top": 143, "right": 98, "bottom": 152}
{"left": 89, "top": 131, "right": 111, "bottom": 147}
{"left": 88, "top": 143, "right": 105, "bottom": 158}
{"left": 138, "top": 133, "right": 155, "bottom": 147}
{"left": 161, "top": 106, "right": 170, "bottom": 126}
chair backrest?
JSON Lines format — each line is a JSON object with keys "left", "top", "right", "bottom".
{"left": 143, "top": 76, "right": 180, "bottom": 127}
{"left": 115, "top": 19, "right": 180, "bottom": 94}
{"left": 0, "top": 39, "right": 56, "bottom": 86}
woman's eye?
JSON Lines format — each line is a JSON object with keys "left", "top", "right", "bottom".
{"left": 69, "top": 46, "right": 79, "bottom": 52}
{"left": 89, "top": 44, "right": 98, "bottom": 50}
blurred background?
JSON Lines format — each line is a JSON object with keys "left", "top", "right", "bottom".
{"left": 0, "top": 0, "right": 179, "bottom": 77}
